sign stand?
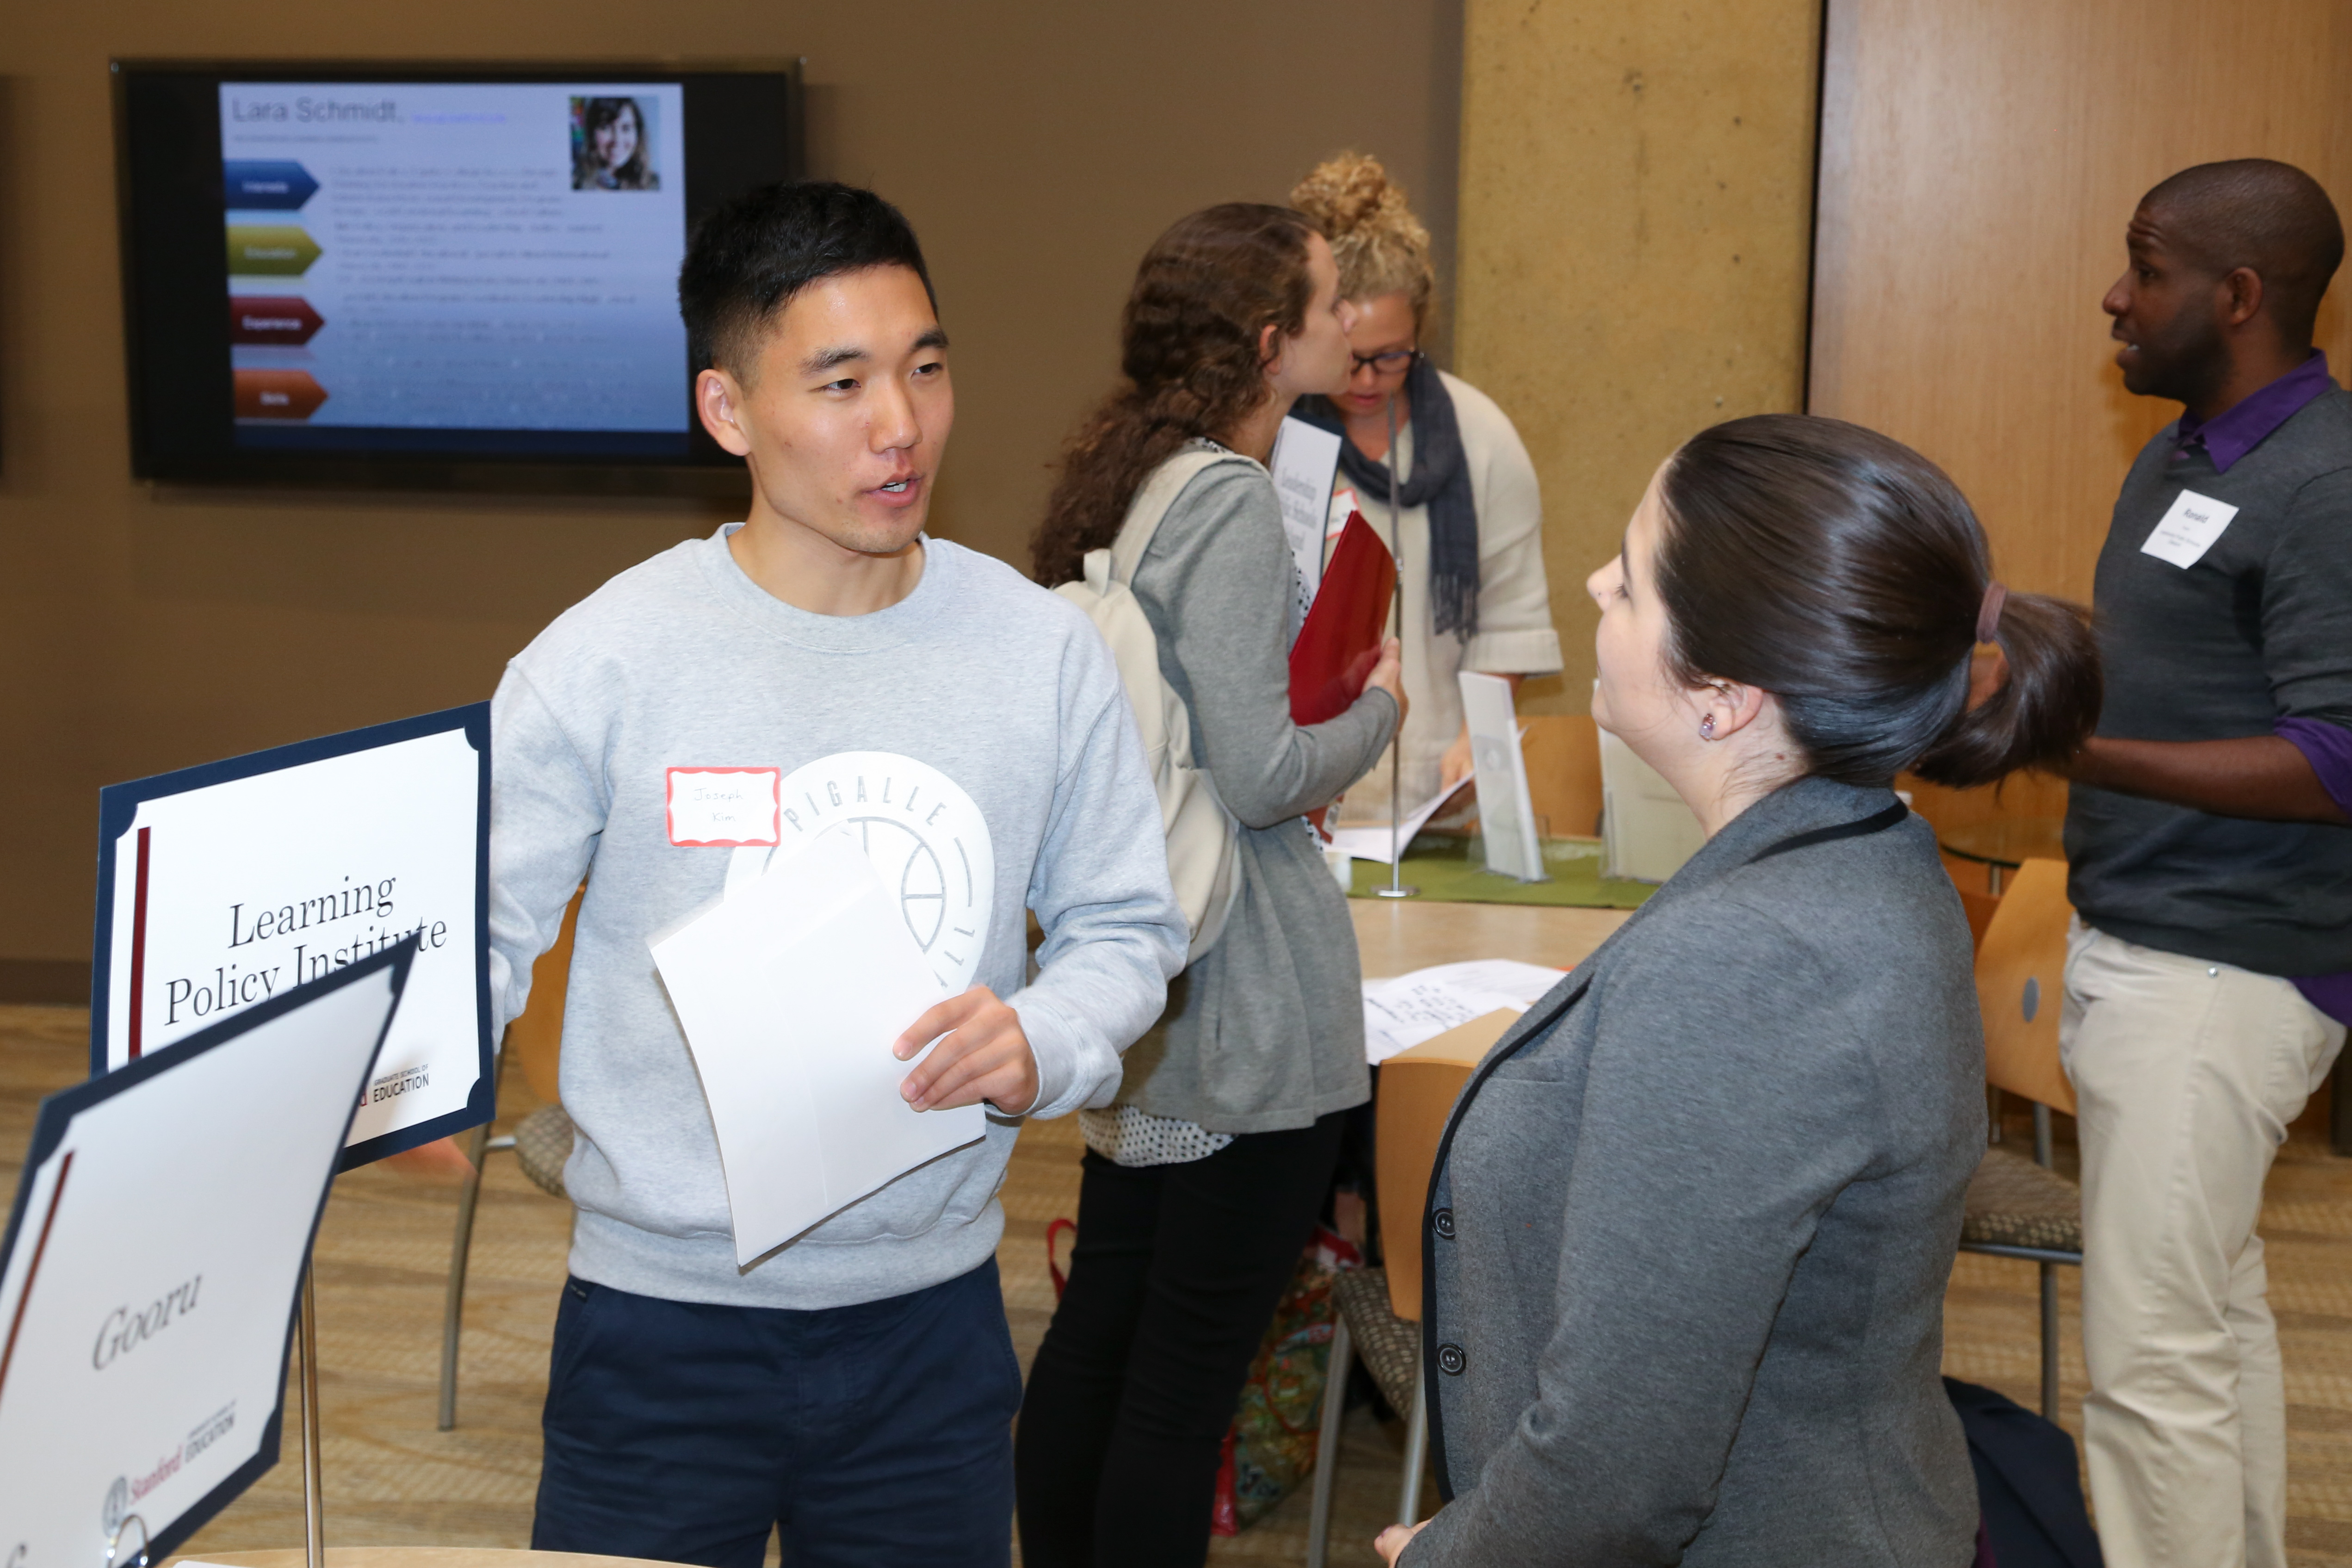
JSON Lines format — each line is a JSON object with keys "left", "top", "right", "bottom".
{"left": 0, "top": 943, "right": 411, "bottom": 1568}
{"left": 298, "top": 1265, "right": 325, "bottom": 1568}
{"left": 80, "top": 707, "right": 495, "bottom": 1562}
{"left": 104, "top": 1514, "right": 149, "bottom": 1568}
{"left": 96, "top": 1274, "right": 327, "bottom": 1568}
{"left": 1376, "top": 390, "right": 1418, "bottom": 900}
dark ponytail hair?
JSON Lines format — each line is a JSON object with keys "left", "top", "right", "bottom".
{"left": 1031, "top": 204, "right": 1319, "bottom": 587}
{"left": 1653, "top": 414, "right": 2100, "bottom": 789}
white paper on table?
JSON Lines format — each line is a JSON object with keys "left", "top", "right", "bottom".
{"left": 1361, "top": 974, "right": 1529, "bottom": 1065}
{"left": 650, "top": 837, "right": 984, "bottom": 1265}
{"left": 1270, "top": 415, "right": 1344, "bottom": 598}
{"left": 1329, "top": 772, "right": 1474, "bottom": 864}
{"left": 1384, "top": 958, "right": 1568, "bottom": 1008}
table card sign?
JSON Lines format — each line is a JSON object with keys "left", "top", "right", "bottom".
{"left": 1597, "top": 720, "right": 1706, "bottom": 884}
{"left": 0, "top": 941, "right": 412, "bottom": 1568}
{"left": 90, "top": 705, "right": 491, "bottom": 1167}
{"left": 1459, "top": 672, "right": 1548, "bottom": 883}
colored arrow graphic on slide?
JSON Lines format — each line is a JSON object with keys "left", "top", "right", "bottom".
{"left": 227, "top": 226, "right": 321, "bottom": 276}
{"left": 234, "top": 369, "right": 329, "bottom": 420}
{"left": 229, "top": 296, "right": 325, "bottom": 346}
{"left": 223, "top": 160, "right": 320, "bottom": 210}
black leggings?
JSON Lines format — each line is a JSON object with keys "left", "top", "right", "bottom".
{"left": 1015, "top": 1112, "right": 1349, "bottom": 1568}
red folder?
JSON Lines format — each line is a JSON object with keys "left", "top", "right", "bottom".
{"left": 1289, "top": 511, "right": 1397, "bottom": 726}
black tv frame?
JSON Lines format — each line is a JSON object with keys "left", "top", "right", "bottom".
{"left": 111, "top": 58, "right": 801, "bottom": 496}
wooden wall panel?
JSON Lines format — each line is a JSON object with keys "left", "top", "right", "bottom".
{"left": 1812, "top": 0, "right": 2352, "bottom": 831}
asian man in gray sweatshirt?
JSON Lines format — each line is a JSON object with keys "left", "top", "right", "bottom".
{"left": 486, "top": 181, "right": 1186, "bottom": 1568}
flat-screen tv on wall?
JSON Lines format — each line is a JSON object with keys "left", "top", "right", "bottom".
{"left": 113, "top": 60, "right": 800, "bottom": 492}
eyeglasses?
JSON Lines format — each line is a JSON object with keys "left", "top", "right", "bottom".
{"left": 1349, "top": 347, "right": 1420, "bottom": 377}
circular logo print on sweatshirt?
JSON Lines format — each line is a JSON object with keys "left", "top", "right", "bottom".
{"left": 771, "top": 751, "right": 994, "bottom": 993}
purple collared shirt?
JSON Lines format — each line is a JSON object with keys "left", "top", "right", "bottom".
{"left": 2173, "top": 349, "right": 2334, "bottom": 473}
{"left": 2173, "top": 353, "right": 2352, "bottom": 1023}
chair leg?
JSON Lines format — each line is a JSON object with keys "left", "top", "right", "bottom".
{"left": 2038, "top": 1260, "right": 2061, "bottom": 1421}
{"left": 1305, "top": 1315, "right": 1353, "bottom": 1568}
{"left": 1398, "top": 1367, "right": 1430, "bottom": 1527}
{"left": 437, "top": 1050, "right": 505, "bottom": 1432}
{"left": 2331, "top": 1052, "right": 2352, "bottom": 1157}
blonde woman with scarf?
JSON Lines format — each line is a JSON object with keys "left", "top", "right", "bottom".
{"left": 1290, "top": 153, "right": 1564, "bottom": 824}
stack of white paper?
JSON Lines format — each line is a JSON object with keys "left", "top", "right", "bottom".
{"left": 1360, "top": 959, "right": 1568, "bottom": 1064}
{"left": 650, "top": 837, "right": 985, "bottom": 1265}
{"left": 1329, "top": 773, "right": 1473, "bottom": 865}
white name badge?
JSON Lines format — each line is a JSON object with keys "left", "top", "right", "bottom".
{"left": 2141, "top": 488, "right": 2240, "bottom": 569}
{"left": 667, "top": 767, "right": 781, "bottom": 847}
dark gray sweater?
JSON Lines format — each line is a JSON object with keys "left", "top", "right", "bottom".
{"left": 2066, "top": 387, "right": 2352, "bottom": 974}
{"left": 1404, "top": 777, "right": 1982, "bottom": 1568}
{"left": 1112, "top": 461, "right": 1395, "bottom": 1132}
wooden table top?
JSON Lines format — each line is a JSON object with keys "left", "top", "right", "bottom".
{"left": 173, "top": 1553, "right": 681, "bottom": 1568}
{"left": 1350, "top": 894, "right": 1628, "bottom": 979}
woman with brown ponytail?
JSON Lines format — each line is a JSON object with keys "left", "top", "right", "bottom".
{"left": 1377, "top": 416, "right": 2102, "bottom": 1568}
{"left": 1016, "top": 205, "right": 1403, "bottom": 1568}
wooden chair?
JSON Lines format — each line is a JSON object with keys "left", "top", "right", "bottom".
{"left": 1304, "top": 1009, "right": 1518, "bottom": 1567}
{"left": 437, "top": 889, "right": 583, "bottom": 1430}
{"left": 1520, "top": 713, "right": 1604, "bottom": 840}
{"left": 1958, "top": 856, "right": 2082, "bottom": 1419}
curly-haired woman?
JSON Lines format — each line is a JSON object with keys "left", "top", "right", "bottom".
{"left": 1290, "top": 153, "right": 1560, "bottom": 822}
{"left": 1015, "top": 205, "right": 1404, "bottom": 1568}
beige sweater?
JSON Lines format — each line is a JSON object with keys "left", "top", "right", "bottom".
{"left": 1327, "top": 370, "right": 1562, "bottom": 822}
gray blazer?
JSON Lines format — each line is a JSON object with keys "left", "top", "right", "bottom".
{"left": 1113, "top": 460, "right": 1396, "bottom": 1132}
{"left": 1402, "top": 776, "right": 1982, "bottom": 1568}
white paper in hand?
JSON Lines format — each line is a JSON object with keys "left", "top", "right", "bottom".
{"left": 650, "top": 837, "right": 984, "bottom": 1265}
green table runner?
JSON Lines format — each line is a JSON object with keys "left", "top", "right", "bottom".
{"left": 1346, "top": 835, "right": 1657, "bottom": 909}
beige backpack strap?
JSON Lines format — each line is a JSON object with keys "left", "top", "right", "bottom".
{"left": 1106, "top": 443, "right": 1261, "bottom": 587}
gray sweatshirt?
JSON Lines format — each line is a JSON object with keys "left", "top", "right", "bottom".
{"left": 1113, "top": 462, "right": 1395, "bottom": 1132}
{"left": 489, "top": 528, "right": 1186, "bottom": 1310}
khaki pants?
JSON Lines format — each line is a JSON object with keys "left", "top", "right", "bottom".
{"left": 2061, "top": 921, "right": 2345, "bottom": 1568}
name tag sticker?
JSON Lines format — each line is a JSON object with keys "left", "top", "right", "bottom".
{"left": 667, "top": 767, "right": 781, "bottom": 847}
{"left": 2141, "top": 489, "right": 2241, "bottom": 569}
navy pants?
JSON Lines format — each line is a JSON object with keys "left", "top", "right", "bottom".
{"left": 531, "top": 1258, "right": 1021, "bottom": 1568}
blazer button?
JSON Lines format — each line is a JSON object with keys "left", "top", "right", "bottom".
{"left": 1437, "top": 1343, "right": 1467, "bottom": 1376}
{"left": 1432, "top": 1207, "right": 1456, "bottom": 1240}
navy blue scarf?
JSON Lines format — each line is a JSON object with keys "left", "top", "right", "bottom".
{"left": 1294, "top": 357, "right": 1479, "bottom": 638}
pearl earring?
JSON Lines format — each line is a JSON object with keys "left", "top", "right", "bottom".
{"left": 1699, "top": 715, "right": 1716, "bottom": 739}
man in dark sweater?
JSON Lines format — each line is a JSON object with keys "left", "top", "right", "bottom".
{"left": 2062, "top": 159, "right": 2352, "bottom": 1568}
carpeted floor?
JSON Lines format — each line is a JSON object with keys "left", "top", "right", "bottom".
{"left": 6, "top": 1001, "right": 2352, "bottom": 1565}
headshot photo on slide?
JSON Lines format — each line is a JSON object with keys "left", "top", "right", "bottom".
{"left": 571, "top": 95, "right": 658, "bottom": 191}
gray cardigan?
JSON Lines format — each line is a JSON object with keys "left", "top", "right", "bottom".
{"left": 1112, "top": 459, "right": 1396, "bottom": 1132}
{"left": 1403, "top": 776, "right": 1982, "bottom": 1568}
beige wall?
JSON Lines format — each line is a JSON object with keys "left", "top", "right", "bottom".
{"left": 0, "top": 1, "right": 1463, "bottom": 976}
{"left": 1454, "top": 0, "right": 1825, "bottom": 714}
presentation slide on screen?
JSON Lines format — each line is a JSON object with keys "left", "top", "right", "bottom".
{"left": 218, "top": 82, "right": 689, "bottom": 445}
